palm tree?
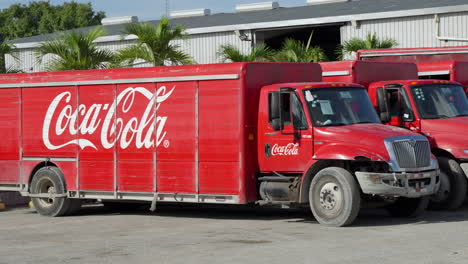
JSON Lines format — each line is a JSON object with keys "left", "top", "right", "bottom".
{"left": 272, "top": 38, "right": 327, "bottom": 63}
{"left": 0, "top": 41, "right": 22, "bottom": 73}
{"left": 271, "top": 32, "right": 327, "bottom": 63}
{"left": 217, "top": 43, "right": 273, "bottom": 62}
{"left": 35, "top": 27, "right": 115, "bottom": 71}
{"left": 339, "top": 33, "right": 398, "bottom": 59}
{"left": 117, "top": 18, "right": 193, "bottom": 67}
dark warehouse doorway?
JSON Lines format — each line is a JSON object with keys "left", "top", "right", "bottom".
{"left": 256, "top": 25, "right": 342, "bottom": 61}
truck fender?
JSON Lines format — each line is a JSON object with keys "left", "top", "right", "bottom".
{"left": 299, "top": 159, "right": 343, "bottom": 203}
{"left": 28, "top": 161, "right": 59, "bottom": 189}
{"left": 298, "top": 145, "right": 387, "bottom": 203}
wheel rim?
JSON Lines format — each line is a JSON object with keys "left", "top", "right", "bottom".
{"left": 431, "top": 171, "right": 451, "bottom": 203}
{"left": 314, "top": 179, "right": 344, "bottom": 218}
{"left": 35, "top": 176, "right": 56, "bottom": 208}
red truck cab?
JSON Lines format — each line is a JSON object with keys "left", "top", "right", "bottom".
{"left": 321, "top": 60, "right": 468, "bottom": 210}
{"left": 257, "top": 81, "right": 438, "bottom": 225}
{"left": 0, "top": 63, "right": 438, "bottom": 226}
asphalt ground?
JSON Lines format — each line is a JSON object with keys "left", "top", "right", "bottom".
{"left": 1, "top": 201, "right": 468, "bottom": 264}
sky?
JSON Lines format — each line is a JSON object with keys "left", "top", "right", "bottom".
{"left": 0, "top": 0, "right": 307, "bottom": 21}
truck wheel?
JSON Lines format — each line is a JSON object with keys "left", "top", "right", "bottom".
{"left": 386, "top": 196, "right": 429, "bottom": 217}
{"left": 30, "top": 166, "right": 72, "bottom": 217}
{"left": 430, "top": 157, "right": 467, "bottom": 211}
{"left": 309, "top": 167, "right": 361, "bottom": 227}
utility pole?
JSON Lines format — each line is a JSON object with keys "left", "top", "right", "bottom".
{"left": 165, "top": 0, "right": 170, "bottom": 17}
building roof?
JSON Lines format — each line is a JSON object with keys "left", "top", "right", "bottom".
{"left": 12, "top": 0, "right": 468, "bottom": 46}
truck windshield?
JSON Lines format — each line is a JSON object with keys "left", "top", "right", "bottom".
{"left": 303, "top": 87, "right": 381, "bottom": 127}
{"left": 411, "top": 84, "right": 468, "bottom": 119}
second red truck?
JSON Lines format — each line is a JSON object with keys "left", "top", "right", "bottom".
{"left": 322, "top": 60, "right": 468, "bottom": 210}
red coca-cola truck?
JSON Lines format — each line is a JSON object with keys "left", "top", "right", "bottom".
{"left": 0, "top": 62, "right": 438, "bottom": 226}
{"left": 356, "top": 46, "right": 468, "bottom": 90}
{"left": 321, "top": 60, "right": 468, "bottom": 210}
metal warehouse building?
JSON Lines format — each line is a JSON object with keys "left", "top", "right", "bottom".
{"left": 7, "top": 0, "right": 468, "bottom": 72}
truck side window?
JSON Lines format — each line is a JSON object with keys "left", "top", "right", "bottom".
{"left": 400, "top": 89, "right": 415, "bottom": 121}
{"left": 385, "top": 88, "right": 414, "bottom": 121}
{"left": 385, "top": 89, "right": 400, "bottom": 117}
{"left": 268, "top": 92, "right": 291, "bottom": 126}
{"left": 291, "top": 94, "right": 308, "bottom": 130}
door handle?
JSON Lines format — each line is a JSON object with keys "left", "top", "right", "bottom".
{"left": 264, "top": 143, "right": 271, "bottom": 158}
{"left": 265, "top": 132, "right": 278, "bottom": 136}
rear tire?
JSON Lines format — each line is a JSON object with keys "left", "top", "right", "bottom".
{"left": 309, "top": 167, "right": 361, "bottom": 227}
{"left": 30, "top": 166, "right": 72, "bottom": 217}
{"left": 386, "top": 196, "right": 429, "bottom": 217}
{"left": 430, "top": 157, "right": 467, "bottom": 211}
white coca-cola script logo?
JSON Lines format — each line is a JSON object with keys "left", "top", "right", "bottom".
{"left": 271, "top": 143, "right": 299, "bottom": 156}
{"left": 42, "top": 86, "right": 175, "bottom": 150}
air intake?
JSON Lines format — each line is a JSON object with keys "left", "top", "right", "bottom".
{"left": 101, "top": 16, "right": 138, "bottom": 25}
{"left": 170, "top": 8, "right": 211, "bottom": 18}
{"left": 236, "top": 2, "right": 280, "bottom": 12}
{"left": 307, "top": 0, "right": 350, "bottom": 5}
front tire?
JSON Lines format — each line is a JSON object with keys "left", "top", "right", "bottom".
{"left": 430, "top": 157, "right": 467, "bottom": 211}
{"left": 386, "top": 196, "right": 429, "bottom": 217}
{"left": 30, "top": 166, "right": 72, "bottom": 217}
{"left": 309, "top": 167, "right": 361, "bottom": 227}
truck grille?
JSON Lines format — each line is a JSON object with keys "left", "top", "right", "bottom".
{"left": 392, "top": 140, "right": 431, "bottom": 169}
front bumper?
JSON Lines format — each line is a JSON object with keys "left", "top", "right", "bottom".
{"left": 355, "top": 170, "right": 439, "bottom": 198}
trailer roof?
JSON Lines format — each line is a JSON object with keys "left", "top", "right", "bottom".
{"left": 12, "top": 0, "right": 468, "bottom": 47}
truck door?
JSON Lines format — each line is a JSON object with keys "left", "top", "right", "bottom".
{"left": 382, "top": 87, "right": 419, "bottom": 130}
{"left": 259, "top": 89, "right": 313, "bottom": 172}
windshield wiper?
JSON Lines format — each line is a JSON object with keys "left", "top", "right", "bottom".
{"left": 353, "top": 121, "right": 376, "bottom": 124}
{"left": 322, "top": 123, "right": 348, "bottom": 127}
{"left": 455, "top": 114, "right": 468, "bottom": 117}
{"left": 437, "top": 115, "right": 452, "bottom": 119}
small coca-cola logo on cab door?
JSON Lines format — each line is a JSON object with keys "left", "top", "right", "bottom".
{"left": 42, "top": 86, "right": 175, "bottom": 150}
{"left": 271, "top": 143, "right": 299, "bottom": 156}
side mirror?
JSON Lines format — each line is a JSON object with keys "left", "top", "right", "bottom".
{"left": 271, "top": 118, "right": 282, "bottom": 131}
{"left": 402, "top": 111, "right": 415, "bottom": 122}
{"left": 376, "top": 88, "right": 390, "bottom": 123}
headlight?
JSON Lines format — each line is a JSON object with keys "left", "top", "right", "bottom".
{"left": 464, "top": 149, "right": 468, "bottom": 154}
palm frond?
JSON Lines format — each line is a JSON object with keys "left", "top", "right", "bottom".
{"left": 120, "top": 18, "right": 192, "bottom": 66}
{"left": 35, "top": 27, "right": 116, "bottom": 71}
{"left": 272, "top": 38, "right": 327, "bottom": 63}
{"left": 340, "top": 32, "right": 398, "bottom": 59}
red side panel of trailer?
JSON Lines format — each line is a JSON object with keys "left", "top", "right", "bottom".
{"left": 357, "top": 46, "right": 468, "bottom": 63}
{"left": 417, "top": 61, "right": 468, "bottom": 87}
{"left": 0, "top": 89, "right": 21, "bottom": 184}
{"left": 321, "top": 61, "right": 418, "bottom": 87}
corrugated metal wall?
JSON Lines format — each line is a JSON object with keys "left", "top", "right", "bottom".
{"left": 6, "top": 31, "right": 252, "bottom": 73}
{"left": 341, "top": 12, "right": 468, "bottom": 48}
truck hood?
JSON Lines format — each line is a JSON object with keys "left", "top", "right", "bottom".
{"left": 314, "top": 123, "right": 419, "bottom": 161}
{"left": 421, "top": 117, "right": 468, "bottom": 158}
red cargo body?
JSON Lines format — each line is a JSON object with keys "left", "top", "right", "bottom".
{"left": 321, "top": 60, "right": 468, "bottom": 210}
{"left": 417, "top": 61, "right": 468, "bottom": 90}
{"left": 357, "top": 46, "right": 468, "bottom": 63}
{"left": 0, "top": 63, "right": 321, "bottom": 204}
